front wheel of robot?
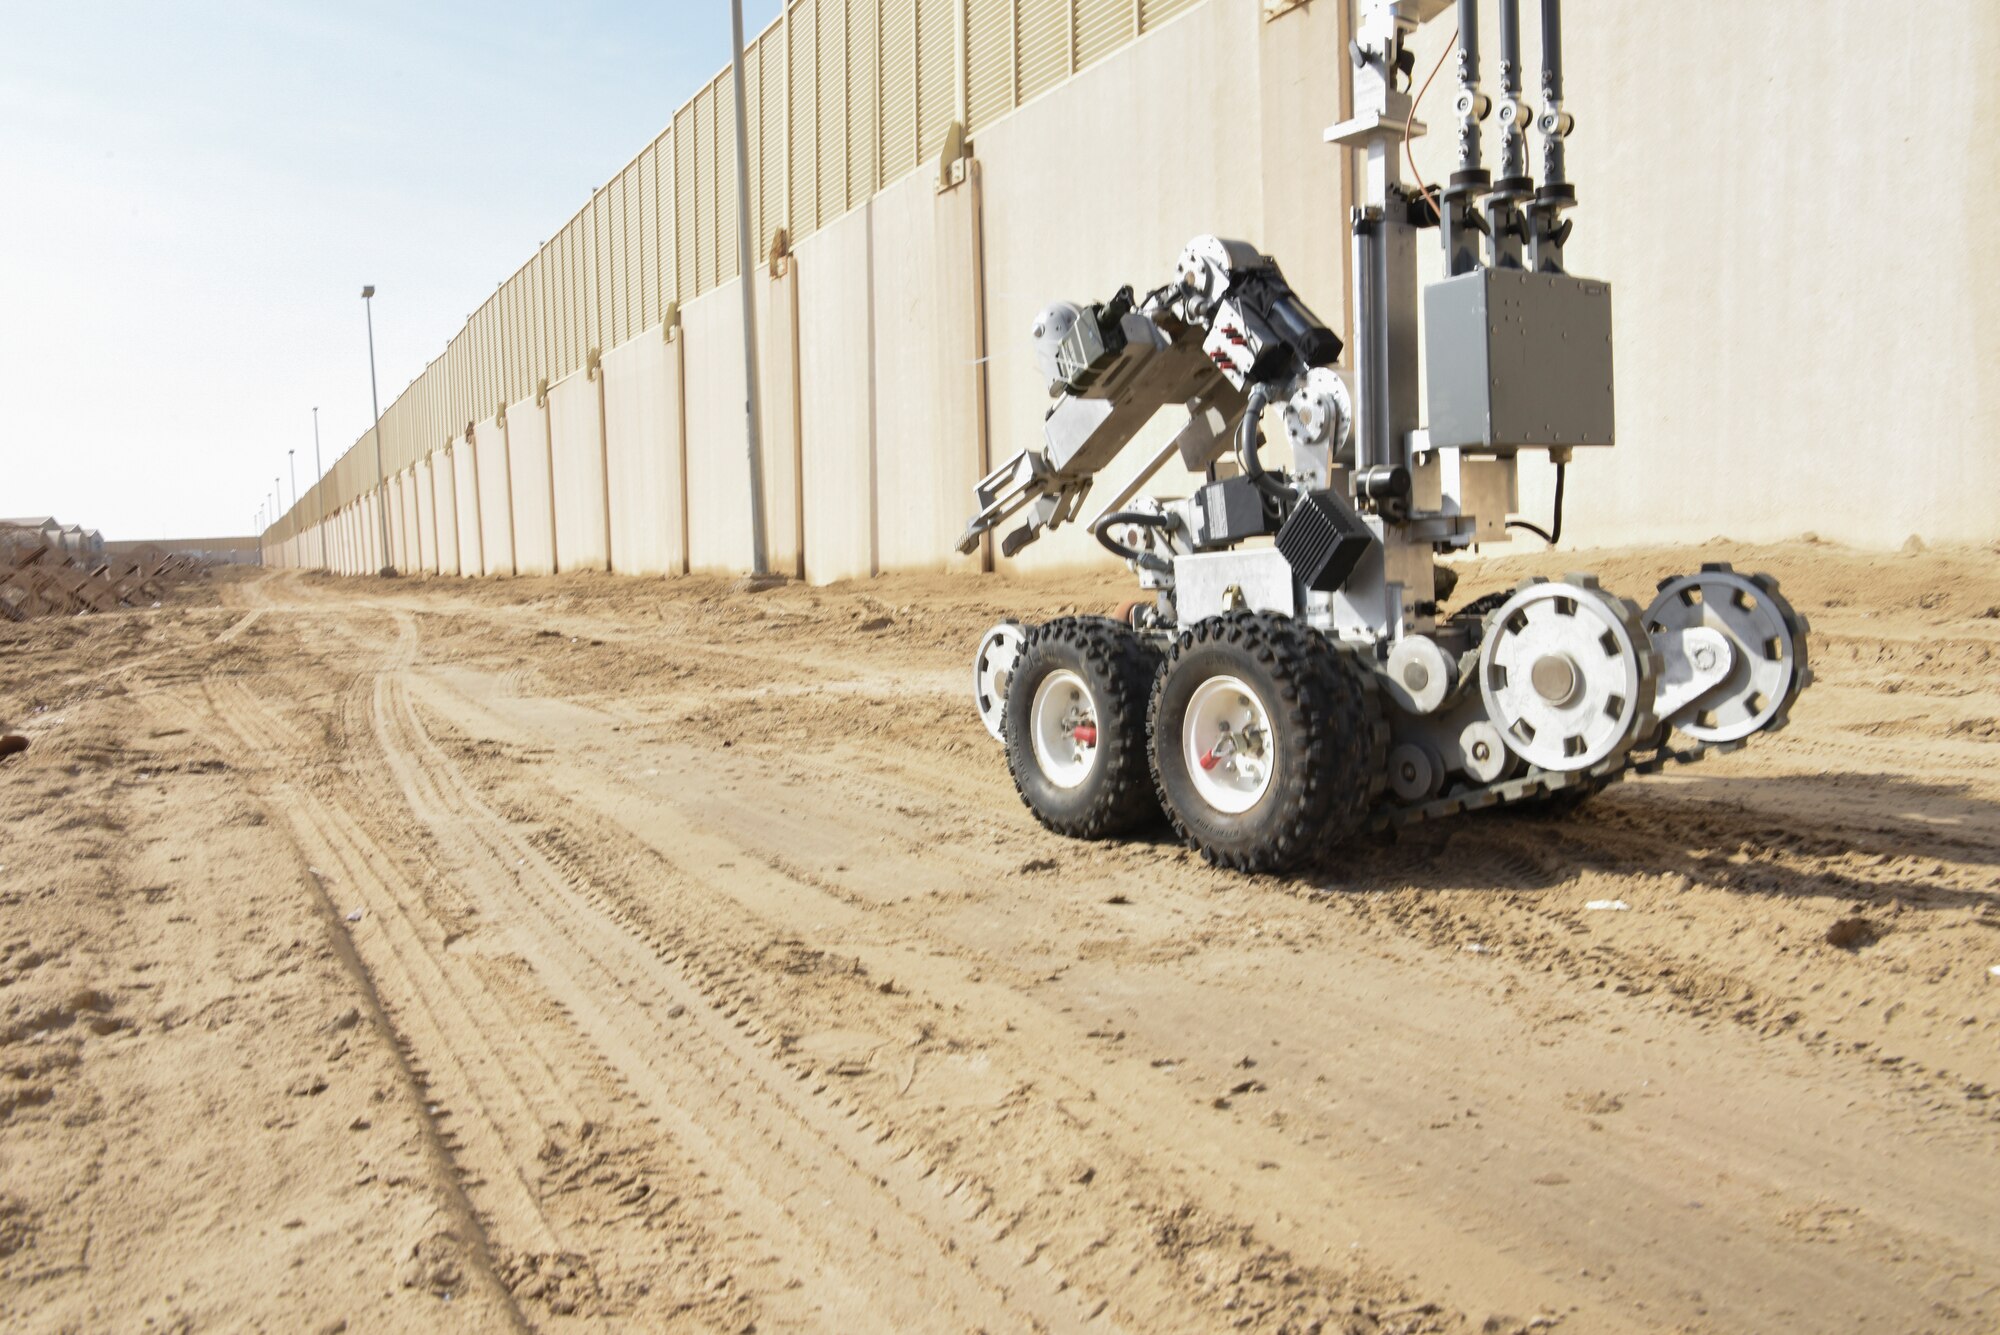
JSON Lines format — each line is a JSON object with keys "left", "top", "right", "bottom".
{"left": 1003, "top": 617, "right": 1163, "bottom": 838}
{"left": 1149, "top": 612, "right": 1382, "bottom": 874}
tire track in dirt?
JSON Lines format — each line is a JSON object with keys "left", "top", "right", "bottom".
{"left": 405, "top": 669, "right": 1643, "bottom": 1332}
{"left": 365, "top": 615, "right": 1113, "bottom": 1334}
{"left": 134, "top": 685, "right": 537, "bottom": 1332}
{"left": 408, "top": 658, "right": 2000, "bottom": 1334}
{"left": 152, "top": 614, "right": 787, "bottom": 1330}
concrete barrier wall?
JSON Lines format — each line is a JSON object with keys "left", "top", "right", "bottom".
{"left": 473, "top": 417, "right": 514, "bottom": 575}
{"left": 602, "top": 329, "right": 686, "bottom": 576}
{"left": 548, "top": 372, "right": 610, "bottom": 571}
{"left": 263, "top": 0, "right": 2000, "bottom": 574}
{"left": 795, "top": 205, "right": 876, "bottom": 585}
{"left": 506, "top": 400, "right": 557, "bottom": 576}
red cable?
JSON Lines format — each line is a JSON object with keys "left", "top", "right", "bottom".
{"left": 1405, "top": 26, "right": 1460, "bottom": 221}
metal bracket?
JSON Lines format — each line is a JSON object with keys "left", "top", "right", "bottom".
{"left": 662, "top": 299, "right": 682, "bottom": 343}
{"left": 1263, "top": 0, "right": 1310, "bottom": 19}
{"left": 585, "top": 347, "right": 602, "bottom": 382}
{"left": 935, "top": 120, "right": 969, "bottom": 194}
{"left": 534, "top": 376, "right": 549, "bottom": 408}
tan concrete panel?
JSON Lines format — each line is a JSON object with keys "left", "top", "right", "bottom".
{"left": 548, "top": 372, "right": 610, "bottom": 571}
{"left": 506, "top": 400, "right": 557, "bottom": 576}
{"left": 602, "top": 329, "right": 687, "bottom": 576}
{"left": 366, "top": 500, "right": 379, "bottom": 573}
{"left": 972, "top": 0, "right": 1263, "bottom": 575}
{"left": 757, "top": 268, "right": 804, "bottom": 578}
{"left": 453, "top": 434, "right": 484, "bottom": 577}
{"left": 415, "top": 457, "right": 439, "bottom": 573}
{"left": 395, "top": 473, "right": 418, "bottom": 573}
{"left": 868, "top": 171, "right": 983, "bottom": 574}
{"left": 472, "top": 417, "right": 514, "bottom": 576}
{"left": 433, "top": 450, "right": 460, "bottom": 575}
{"left": 795, "top": 206, "right": 877, "bottom": 584}
{"left": 682, "top": 286, "right": 754, "bottom": 574}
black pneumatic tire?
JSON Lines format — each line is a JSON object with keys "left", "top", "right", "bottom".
{"left": 1003, "top": 617, "right": 1163, "bottom": 839}
{"left": 1150, "top": 613, "right": 1383, "bottom": 873}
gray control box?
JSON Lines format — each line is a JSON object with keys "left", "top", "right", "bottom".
{"left": 1423, "top": 269, "right": 1615, "bottom": 451}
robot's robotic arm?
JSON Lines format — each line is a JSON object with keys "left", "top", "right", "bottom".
{"left": 957, "top": 236, "right": 1346, "bottom": 559}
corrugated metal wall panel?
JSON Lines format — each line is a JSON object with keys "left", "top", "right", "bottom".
{"left": 744, "top": 41, "right": 765, "bottom": 274}
{"left": 916, "top": 0, "right": 956, "bottom": 163}
{"left": 609, "top": 171, "right": 630, "bottom": 344}
{"left": 636, "top": 142, "right": 658, "bottom": 330}
{"left": 845, "top": 0, "right": 878, "bottom": 206}
{"left": 1137, "top": 0, "right": 1198, "bottom": 30}
{"left": 1017, "top": 0, "right": 1068, "bottom": 101}
{"left": 878, "top": 0, "right": 917, "bottom": 186}
{"left": 789, "top": 0, "right": 819, "bottom": 241}
{"left": 715, "top": 78, "right": 738, "bottom": 283}
{"left": 816, "top": 0, "right": 847, "bottom": 226}
{"left": 676, "top": 106, "right": 698, "bottom": 301}
{"left": 582, "top": 197, "right": 603, "bottom": 358}
{"left": 1076, "top": 0, "right": 1132, "bottom": 69}
{"left": 760, "top": 29, "right": 786, "bottom": 254}
{"left": 694, "top": 93, "right": 715, "bottom": 294}
{"left": 966, "top": 0, "right": 1013, "bottom": 131}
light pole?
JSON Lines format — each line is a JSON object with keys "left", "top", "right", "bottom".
{"left": 288, "top": 449, "right": 298, "bottom": 513}
{"left": 312, "top": 407, "right": 327, "bottom": 572}
{"left": 729, "top": 0, "right": 768, "bottom": 578}
{"left": 363, "top": 285, "right": 395, "bottom": 576}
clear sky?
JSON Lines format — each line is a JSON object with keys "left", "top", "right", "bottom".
{"left": 1, "top": 0, "right": 782, "bottom": 540}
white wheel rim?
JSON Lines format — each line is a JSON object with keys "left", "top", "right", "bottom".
{"left": 972, "top": 621, "right": 1025, "bottom": 741}
{"left": 1182, "top": 674, "right": 1276, "bottom": 814}
{"left": 1030, "top": 669, "right": 1099, "bottom": 789}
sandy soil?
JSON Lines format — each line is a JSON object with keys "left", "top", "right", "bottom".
{"left": 0, "top": 539, "right": 1995, "bottom": 1334}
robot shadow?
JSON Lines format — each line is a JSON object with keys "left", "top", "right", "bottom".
{"left": 1296, "top": 770, "right": 2000, "bottom": 912}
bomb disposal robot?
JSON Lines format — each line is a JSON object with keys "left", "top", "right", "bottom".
{"left": 958, "top": 0, "right": 1810, "bottom": 872}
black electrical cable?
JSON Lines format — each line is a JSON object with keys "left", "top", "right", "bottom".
{"left": 1505, "top": 460, "right": 1566, "bottom": 546}
{"left": 1091, "top": 511, "right": 1175, "bottom": 574}
{"left": 1236, "top": 383, "right": 1298, "bottom": 504}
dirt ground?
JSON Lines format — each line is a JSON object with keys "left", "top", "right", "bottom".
{"left": 0, "top": 539, "right": 1995, "bottom": 1334}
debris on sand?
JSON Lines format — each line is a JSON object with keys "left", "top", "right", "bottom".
{"left": 1584, "top": 899, "right": 1630, "bottom": 912}
{"left": 0, "top": 735, "right": 28, "bottom": 760}
{"left": 1826, "top": 917, "right": 1883, "bottom": 950}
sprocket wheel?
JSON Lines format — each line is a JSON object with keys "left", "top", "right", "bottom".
{"left": 1478, "top": 575, "right": 1660, "bottom": 773}
{"left": 1644, "top": 563, "right": 1811, "bottom": 743}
